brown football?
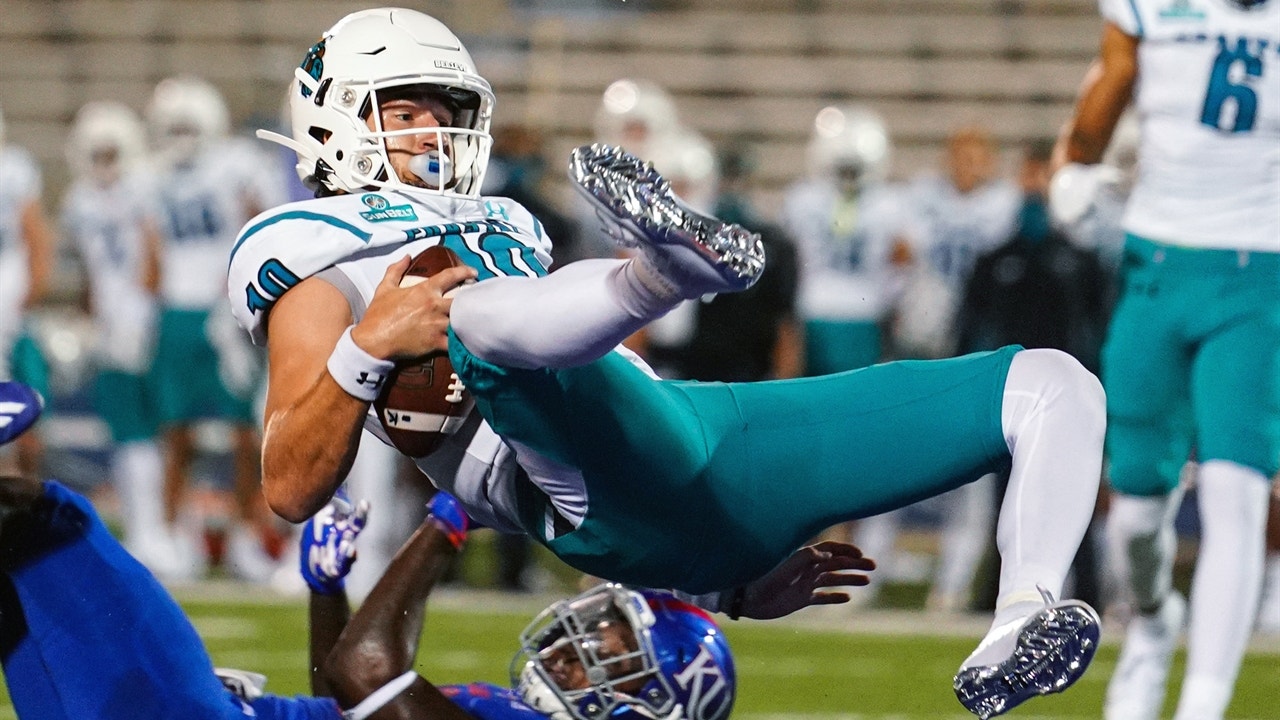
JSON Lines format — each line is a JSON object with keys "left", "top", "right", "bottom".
{"left": 372, "top": 245, "right": 475, "bottom": 458}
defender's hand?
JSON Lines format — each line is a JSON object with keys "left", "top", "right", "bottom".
{"left": 426, "top": 490, "right": 470, "bottom": 549}
{"left": 735, "top": 541, "right": 875, "bottom": 620}
{"left": 300, "top": 495, "right": 370, "bottom": 595}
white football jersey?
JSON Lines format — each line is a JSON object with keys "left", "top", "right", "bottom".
{"left": 62, "top": 173, "right": 158, "bottom": 371}
{"left": 0, "top": 146, "right": 41, "bottom": 349}
{"left": 903, "top": 174, "right": 1021, "bottom": 291}
{"left": 153, "top": 140, "right": 284, "bottom": 310}
{"left": 1102, "top": 0, "right": 1280, "bottom": 250}
{"left": 228, "top": 191, "right": 557, "bottom": 531}
{"left": 780, "top": 178, "right": 909, "bottom": 322}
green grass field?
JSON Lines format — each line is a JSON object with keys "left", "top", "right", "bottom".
{"left": 2, "top": 588, "right": 1277, "bottom": 720}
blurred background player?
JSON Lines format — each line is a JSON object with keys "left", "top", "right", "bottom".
{"left": 954, "top": 137, "right": 1112, "bottom": 613}
{"left": 617, "top": 127, "right": 721, "bottom": 376}
{"left": 670, "top": 140, "right": 802, "bottom": 384}
{"left": 892, "top": 124, "right": 1022, "bottom": 614}
{"left": 779, "top": 105, "right": 909, "bottom": 605}
{"left": 585, "top": 82, "right": 722, "bottom": 376}
{"left": 145, "top": 75, "right": 286, "bottom": 583}
{"left": 577, "top": 78, "right": 681, "bottom": 264}
{"left": 0, "top": 102, "right": 55, "bottom": 478}
{"left": 1052, "top": 0, "right": 1280, "bottom": 718}
{"left": 60, "top": 100, "right": 177, "bottom": 578}
{"left": 782, "top": 104, "right": 908, "bottom": 378}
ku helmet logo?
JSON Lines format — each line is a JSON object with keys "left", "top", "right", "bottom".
{"left": 0, "top": 402, "right": 29, "bottom": 430}
{"left": 672, "top": 646, "right": 730, "bottom": 719}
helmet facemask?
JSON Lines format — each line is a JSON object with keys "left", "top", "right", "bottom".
{"left": 262, "top": 8, "right": 497, "bottom": 203}
{"left": 513, "top": 585, "right": 680, "bottom": 720}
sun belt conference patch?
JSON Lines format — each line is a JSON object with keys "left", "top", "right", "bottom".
{"left": 359, "top": 193, "right": 418, "bottom": 222}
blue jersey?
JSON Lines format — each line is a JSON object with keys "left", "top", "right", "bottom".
{"left": 0, "top": 480, "right": 343, "bottom": 720}
{"left": 441, "top": 682, "right": 546, "bottom": 720}
{"left": 248, "top": 695, "right": 342, "bottom": 720}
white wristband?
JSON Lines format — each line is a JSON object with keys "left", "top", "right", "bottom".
{"left": 327, "top": 326, "right": 395, "bottom": 402}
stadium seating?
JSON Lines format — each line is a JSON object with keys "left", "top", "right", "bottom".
{"left": 0, "top": 0, "right": 1100, "bottom": 212}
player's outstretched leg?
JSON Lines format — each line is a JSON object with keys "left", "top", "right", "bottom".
{"left": 954, "top": 586, "right": 1102, "bottom": 719}
{"left": 952, "top": 349, "right": 1106, "bottom": 718}
{"left": 570, "top": 143, "right": 765, "bottom": 298}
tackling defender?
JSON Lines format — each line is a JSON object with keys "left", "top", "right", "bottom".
{"left": 1, "top": 379, "right": 799, "bottom": 719}
{"left": 233, "top": 8, "right": 1109, "bottom": 718}
{"left": 1051, "top": 0, "right": 1280, "bottom": 718}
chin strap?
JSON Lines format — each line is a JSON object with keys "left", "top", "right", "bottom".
{"left": 255, "top": 128, "right": 310, "bottom": 156}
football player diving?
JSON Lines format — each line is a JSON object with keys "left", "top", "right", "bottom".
{"left": 2, "top": 379, "right": 862, "bottom": 719}
{"left": 235, "top": 7, "right": 1109, "bottom": 718}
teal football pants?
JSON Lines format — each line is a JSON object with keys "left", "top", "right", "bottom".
{"left": 452, "top": 332, "right": 1018, "bottom": 592}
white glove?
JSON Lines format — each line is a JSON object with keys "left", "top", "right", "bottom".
{"left": 1048, "top": 162, "right": 1123, "bottom": 228}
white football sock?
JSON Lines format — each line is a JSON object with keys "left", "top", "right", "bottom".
{"left": 1175, "top": 460, "right": 1269, "bottom": 720}
{"left": 1107, "top": 486, "right": 1184, "bottom": 615}
{"left": 451, "top": 258, "right": 678, "bottom": 369}
{"left": 989, "top": 349, "right": 1105, "bottom": 631}
{"left": 1172, "top": 675, "right": 1233, "bottom": 720}
{"left": 851, "top": 510, "right": 901, "bottom": 598}
{"left": 113, "top": 440, "right": 165, "bottom": 549}
{"left": 932, "top": 473, "right": 999, "bottom": 610}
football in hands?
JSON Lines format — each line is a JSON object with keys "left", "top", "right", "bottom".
{"left": 372, "top": 245, "right": 475, "bottom": 458}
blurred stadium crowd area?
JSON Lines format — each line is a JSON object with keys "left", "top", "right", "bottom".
{"left": 0, "top": 0, "right": 1277, "bottom": 638}
{"left": 2, "top": 0, "right": 1099, "bottom": 209}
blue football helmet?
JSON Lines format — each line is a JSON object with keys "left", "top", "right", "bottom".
{"left": 513, "top": 584, "right": 736, "bottom": 720}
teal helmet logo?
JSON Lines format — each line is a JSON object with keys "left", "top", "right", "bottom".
{"left": 299, "top": 39, "right": 326, "bottom": 98}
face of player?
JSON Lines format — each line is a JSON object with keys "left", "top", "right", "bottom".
{"left": 89, "top": 146, "right": 122, "bottom": 187}
{"left": 538, "top": 619, "right": 643, "bottom": 693}
{"left": 947, "top": 137, "right": 996, "bottom": 194}
{"left": 367, "top": 88, "right": 457, "bottom": 189}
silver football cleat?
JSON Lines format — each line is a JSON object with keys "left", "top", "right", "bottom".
{"left": 953, "top": 587, "right": 1101, "bottom": 719}
{"left": 569, "top": 143, "right": 765, "bottom": 296}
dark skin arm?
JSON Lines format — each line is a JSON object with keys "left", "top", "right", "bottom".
{"left": 1052, "top": 22, "right": 1139, "bottom": 171}
{"left": 312, "top": 513, "right": 474, "bottom": 720}
{"left": 308, "top": 587, "right": 350, "bottom": 697}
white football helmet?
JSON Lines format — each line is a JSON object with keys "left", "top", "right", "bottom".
{"left": 594, "top": 79, "right": 680, "bottom": 154}
{"left": 806, "top": 104, "right": 891, "bottom": 189}
{"left": 147, "top": 75, "right": 230, "bottom": 165}
{"left": 650, "top": 129, "right": 719, "bottom": 215}
{"left": 260, "top": 7, "right": 495, "bottom": 200}
{"left": 67, "top": 101, "right": 146, "bottom": 184}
